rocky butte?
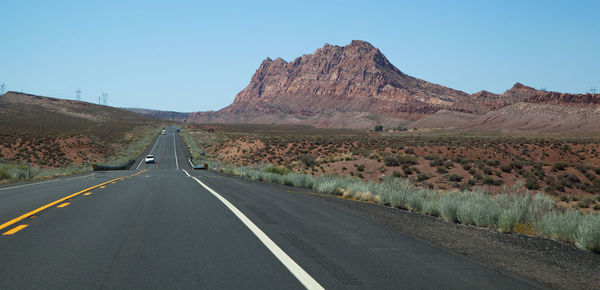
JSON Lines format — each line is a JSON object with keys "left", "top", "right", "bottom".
{"left": 137, "top": 40, "right": 600, "bottom": 130}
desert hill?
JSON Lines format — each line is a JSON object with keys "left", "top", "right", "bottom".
{"left": 0, "top": 91, "right": 158, "bottom": 167}
{"left": 1, "top": 91, "right": 156, "bottom": 135}
{"left": 413, "top": 102, "right": 600, "bottom": 134}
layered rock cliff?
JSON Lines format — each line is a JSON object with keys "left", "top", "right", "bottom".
{"left": 222, "top": 40, "right": 473, "bottom": 120}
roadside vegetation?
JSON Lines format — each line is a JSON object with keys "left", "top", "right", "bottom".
{"left": 0, "top": 125, "right": 161, "bottom": 184}
{"left": 100, "top": 126, "right": 161, "bottom": 165}
{"left": 183, "top": 123, "right": 600, "bottom": 213}
{"left": 221, "top": 163, "right": 600, "bottom": 253}
{"left": 181, "top": 124, "right": 600, "bottom": 253}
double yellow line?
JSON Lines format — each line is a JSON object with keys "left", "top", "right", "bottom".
{"left": 0, "top": 170, "right": 147, "bottom": 234}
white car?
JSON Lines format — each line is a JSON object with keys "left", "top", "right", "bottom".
{"left": 145, "top": 155, "right": 155, "bottom": 163}
{"left": 162, "top": 130, "right": 166, "bottom": 135}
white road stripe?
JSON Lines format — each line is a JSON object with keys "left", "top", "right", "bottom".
{"left": 136, "top": 134, "right": 162, "bottom": 169}
{"left": 64, "top": 173, "right": 95, "bottom": 181}
{"left": 0, "top": 173, "right": 94, "bottom": 191}
{"left": 182, "top": 169, "right": 324, "bottom": 290}
{"left": 173, "top": 129, "right": 179, "bottom": 170}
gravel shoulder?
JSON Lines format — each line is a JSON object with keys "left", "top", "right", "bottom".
{"left": 285, "top": 185, "right": 600, "bottom": 289}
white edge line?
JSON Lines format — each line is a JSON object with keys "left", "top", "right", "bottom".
{"left": 183, "top": 168, "right": 191, "bottom": 177}
{"left": 186, "top": 172, "right": 324, "bottom": 290}
{"left": 173, "top": 129, "right": 179, "bottom": 170}
{"left": 135, "top": 158, "right": 144, "bottom": 170}
{"left": 0, "top": 173, "right": 94, "bottom": 191}
{"left": 64, "top": 173, "right": 95, "bottom": 181}
{"left": 137, "top": 134, "right": 162, "bottom": 170}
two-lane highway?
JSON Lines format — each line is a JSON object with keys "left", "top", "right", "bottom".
{"left": 0, "top": 126, "right": 543, "bottom": 289}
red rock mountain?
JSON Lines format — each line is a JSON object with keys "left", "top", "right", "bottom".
{"left": 222, "top": 40, "right": 473, "bottom": 120}
{"left": 130, "top": 40, "right": 600, "bottom": 130}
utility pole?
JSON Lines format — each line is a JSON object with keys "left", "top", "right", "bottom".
{"left": 101, "top": 92, "right": 108, "bottom": 106}
{"left": 76, "top": 88, "right": 81, "bottom": 101}
{"left": 0, "top": 83, "right": 6, "bottom": 94}
{"left": 590, "top": 87, "right": 597, "bottom": 94}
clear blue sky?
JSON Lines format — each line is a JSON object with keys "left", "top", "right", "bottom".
{"left": 1, "top": 0, "right": 598, "bottom": 112}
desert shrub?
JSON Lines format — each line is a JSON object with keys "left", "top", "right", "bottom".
{"left": 422, "top": 198, "right": 440, "bottom": 217}
{"left": 416, "top": 173, "right": 430, "bottom": 182}
{"left": 485, "top": 159, "right": 500, "bottom": 167}
{"left": 265, "top": 166, "right": 290, "bottom": 175}
{"left": 357, "top": 164, "right": 365, "bottom": 172}
{"left": 440, "top": 194, "right": 460, "bottom": 222}
{"left": 553, "top": 162, "right": 567, "bottom": 171}
{"left": 384, "top": 156, "right": 399, "bottom": 167}
{"left": 462, "top": 163, "right": 472, "bottom": 171}
{"left": 510, "top": 161, "right": 523, "bottom": 169}
{"left": 429, "top": 159, "right": 444, "bottom": 167}
{"left": 500, "top": 165, "right": 512, "bottom": 173}
{"left": 536, "top": 211, "right": 583, "bottom": 243}
{"left": 298, "top": 154, "right": 316, "bottom": 167}
{"left": 498, "top": 207, "right": 520, "bottom": 232}
{"left": 397, "top": 155, "right": 418, "bottom": 165}
{"left": 482, "top": 167, "right": 493, "bottom": 175}
{"left": 457, "top": 192, "right": 500, "bottom": 228}
{"left": 443, "top": 160, "right": 454, "bottom": 168}
{"left": 585, "top": 172, "right": 596, "bottom": 181}
{"left": 482, "top": 177, "right": 495, "bottom": 185}
{"left": 525, "top": 178, "right": 540, "bottom": 190}
{"left": 576, "top": 198, "right": 595, "bottom": 209}
{"left": 374, "top": 125, "right": 383, "bottom": 132}
{"left": 0, "top": 168, "right": 11, "bottom": 180}
{"left": 436, "top": 166, "right": 448, "bottom": 174}
{"left": 567, "top": 174, "right": 580, "bottom": 183}
{"left": 575, "top": 164, "right": 588, "bottom": 173}
{"left": 285, "top": 173, "right": 316, "bottom": 188}
{"left": 447, "top": 174, "right": 463, "bottom": 182}
{"left": 575, "top": 214, "right": 600, "bottom": 252}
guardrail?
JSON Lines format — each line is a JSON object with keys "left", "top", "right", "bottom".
{"left": 189, "top": 157, "right": 208, "bottom": 170}
{"left": 92, "top": 159, "right": 135, "bottom": 171}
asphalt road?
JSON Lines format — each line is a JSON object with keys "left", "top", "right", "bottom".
{"left": 0, "top": 126, "right": 543, "bottom": 289}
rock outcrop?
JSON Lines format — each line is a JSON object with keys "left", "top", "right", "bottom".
{"left": 128, "top": 40, "right": 600, "bottom": 129}
{"left": 222, "top": 40, "right": 472, "bottom": 120}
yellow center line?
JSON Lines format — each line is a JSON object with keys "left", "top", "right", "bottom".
{"left": 3, "top": 225, "right": 28, "bottom": 235}
{"left": 0, "top": 170, "right": 147, "bottom": 231}
{"left": 100, "top": 186, "right": 106, "bottom": 189}
{"left": 83, "top": 192, "right": 92, "bottom": 196}
{"left": 57, "top": 203, "right": 70, "bottom": 208}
